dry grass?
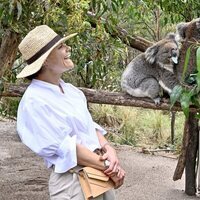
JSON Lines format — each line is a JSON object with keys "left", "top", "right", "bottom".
{"left": 90, "top": 104, "right": 185, "bottom": 152}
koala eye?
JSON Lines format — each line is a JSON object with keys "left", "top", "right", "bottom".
{"left": 162, "top": 50, "right": 169, "bottom": 54}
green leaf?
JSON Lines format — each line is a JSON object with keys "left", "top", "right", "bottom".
{"left": 170, "top": 85, "right": 183, "bottom": 109}
{"left": 182, "top": 45, "right": 192, "bottom": 82}
{"left": 196, "top": 47, "right": 200, "bottom": 72}
{"left": 9, "top": 0, "right": 15, "bottom": 15}
{"left": 16, "top": 1, "right": 22, "bottom": 20}
{"left": 196, "top": 71, "right": 200, "bottom": 92}
{"left": 180, "top": 92, "right": 191, "bottom": 118}
{"left": 195, "top": 112, "right": 200, "bottom": 119}
{"left": 0, "top": 4, "right": 4, "bottom": 19}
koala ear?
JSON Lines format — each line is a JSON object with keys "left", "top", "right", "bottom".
{"left": 165, "top": 32, "right": 176, "bottom": 40}
{"left": 145, "top": 44, "right": 159, "bottom": 64}
{"left": 176, "top": 22, "right": 189, "bottom": 40}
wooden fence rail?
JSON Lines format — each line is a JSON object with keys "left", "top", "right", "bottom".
{"left": 1, "top": 83, "right": 199, "bottom": 112}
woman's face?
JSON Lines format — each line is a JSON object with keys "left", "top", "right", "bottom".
{"left": 44, "top": 43, "right": 74, "bottom": 74}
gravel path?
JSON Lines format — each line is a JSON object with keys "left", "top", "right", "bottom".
{"left": 0, "top": 120, "right": 198, "bottom": 200}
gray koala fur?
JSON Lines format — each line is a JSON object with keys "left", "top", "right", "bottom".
{"left": 176, "top": 18, "right": 200, "bottom": 41}
{"left": 121, "top": 34, "right": 180, "bottom": 104}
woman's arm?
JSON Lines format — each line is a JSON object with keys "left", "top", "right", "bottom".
{"left": 96, "top": 130, "right": 126, "bottom": 188}
{"left": 76, "top": 143, "right": 106, "bottom": 170}
{"left": 76, "top": 142, "right": 125, "bottom": 189}
{"left": 96, "top": 130, "right": 119, "bottom": 174}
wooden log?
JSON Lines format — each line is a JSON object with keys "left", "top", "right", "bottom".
{"left": 185, "top": 112, "right": 199, "bottom": 196}
{"left": 1, "top": 83, "right": 199, "bottom": 113}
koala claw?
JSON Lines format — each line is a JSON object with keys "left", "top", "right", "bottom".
{"left": 153, "top": 97, "right": 161, "bottom": 105}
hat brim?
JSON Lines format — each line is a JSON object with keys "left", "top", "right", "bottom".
{"left": 16, "top": 33, "right": 78, "bottom": 78}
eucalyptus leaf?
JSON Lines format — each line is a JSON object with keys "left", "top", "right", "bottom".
{"left": 196, "top": 71, "right": 200, "bottom": 92}
{"left": 195, "top": 112, "right": 200, "bottom": 119}
{"left": 16, "top": 1, "right": 22, "bottom": 20}
{"left": 182, "top": 45, "right": 192, "bottom": 82}
{"left": 170, "top": 85, "right": 183, "bottom": 109}
{"left": 196, "top": 47, "right": 200, "bottom": 72}
{"left": 180, "top": 92, "right": 192, "bottom": 118}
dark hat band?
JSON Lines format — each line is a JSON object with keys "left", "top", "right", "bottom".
{"left": 26, "top": 35, "right": 62, "bottom": 65}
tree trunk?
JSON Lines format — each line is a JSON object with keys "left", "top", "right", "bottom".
{"left": 185, "top": 113, "right": 199, "bottom": 196}
{"left": 0, "top": 29, "right": 20, "bottom": 78}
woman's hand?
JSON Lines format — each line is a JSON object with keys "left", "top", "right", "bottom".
{"left": 99, "top": 144, "right": 119, "bottom": 176}
{"left": 95, "top": 130, "right": 125, "bottom": 183}
{"left": 109, "top": 166, "right": 125, "bottom": 189}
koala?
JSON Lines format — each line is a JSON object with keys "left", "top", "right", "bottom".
{"left": 121, "top": 34, "right": 179, "bottom": 104}
{"left": 176, "top": 18, "right": 200, "bottom": 41}
{"left": 175, "top": 18, "right": 200, "bottom": 82}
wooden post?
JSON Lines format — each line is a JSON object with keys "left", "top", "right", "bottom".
{"left": 173, "top": 118, "right": 190, "bottom": 181}
{"left": 185, "top": 112, "right": 199, "bottom": 195}
{"left": 171, "top": 111, "right": 176, "bottom": 145}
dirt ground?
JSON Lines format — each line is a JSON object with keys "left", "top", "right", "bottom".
{"left": 0, "top": 119, "right": 199, "bottom": 200}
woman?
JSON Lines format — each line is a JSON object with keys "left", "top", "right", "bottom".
{"left": 17, "top": 25, "right": 125, "bottom": 200}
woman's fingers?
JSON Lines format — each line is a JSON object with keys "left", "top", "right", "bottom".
{"left": 104, "top": 159, "right": 119, "bottom": 174}
{"left": 99, "top": 153, "right": 108, "bottom": 161}
{"left": 109, "top": 166, "right": 125, "bottom": 189}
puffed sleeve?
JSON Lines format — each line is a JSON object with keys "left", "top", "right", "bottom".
{"left": 93, "top": 121, "right": 107, "bottom": 135}
{"left": 17, "top": 98, "right": 77, "bottom": 173}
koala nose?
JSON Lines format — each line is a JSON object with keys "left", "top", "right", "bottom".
{"left": 172, "top": 50, "right": 177, "bottom": 57}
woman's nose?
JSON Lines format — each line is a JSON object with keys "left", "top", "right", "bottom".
{"left": 65, "top": 45, "right": 71, "bottom": 52}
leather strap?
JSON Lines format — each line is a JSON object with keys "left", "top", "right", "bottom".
{"left": 26, "top": 35, "right": 62, "bottom": 64}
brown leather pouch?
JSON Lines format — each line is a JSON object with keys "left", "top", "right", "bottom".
{"left": 78, "top": 167, "right": 114, "bottom": 200}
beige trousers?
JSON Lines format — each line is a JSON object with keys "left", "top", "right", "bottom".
{"left": 49, "top": 168, "right": 115, "bottom": 200}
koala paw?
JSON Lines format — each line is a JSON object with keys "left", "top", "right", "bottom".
{"left": 153, "top": 97, "right": 161, "bottom": 105}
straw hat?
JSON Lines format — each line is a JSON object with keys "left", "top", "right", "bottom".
{"left": 17, "top": 25, "right": 77, "bottom": 78}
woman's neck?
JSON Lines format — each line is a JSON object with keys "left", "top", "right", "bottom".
{"left": 36, "top": 71, "right": 61, "bottom": 86}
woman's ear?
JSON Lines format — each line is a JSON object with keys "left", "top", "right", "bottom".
{"left": 43, "top": 60, "right": 48, "bottom": 67}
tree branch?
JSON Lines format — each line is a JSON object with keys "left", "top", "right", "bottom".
{"left": 87, "top": 11, "right": 153, "bottom": 52}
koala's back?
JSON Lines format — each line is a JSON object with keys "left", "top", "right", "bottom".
{"left": 121, "top": 53, "right": 158, "bottom": 90}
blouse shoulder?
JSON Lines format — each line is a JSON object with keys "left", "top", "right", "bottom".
{"left": 64, "top": 83, "right": 86, "bottom": 100}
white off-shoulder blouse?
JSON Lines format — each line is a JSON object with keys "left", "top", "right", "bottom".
{"left": 17, "top": 79, "right": 106, "bottom": 173}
